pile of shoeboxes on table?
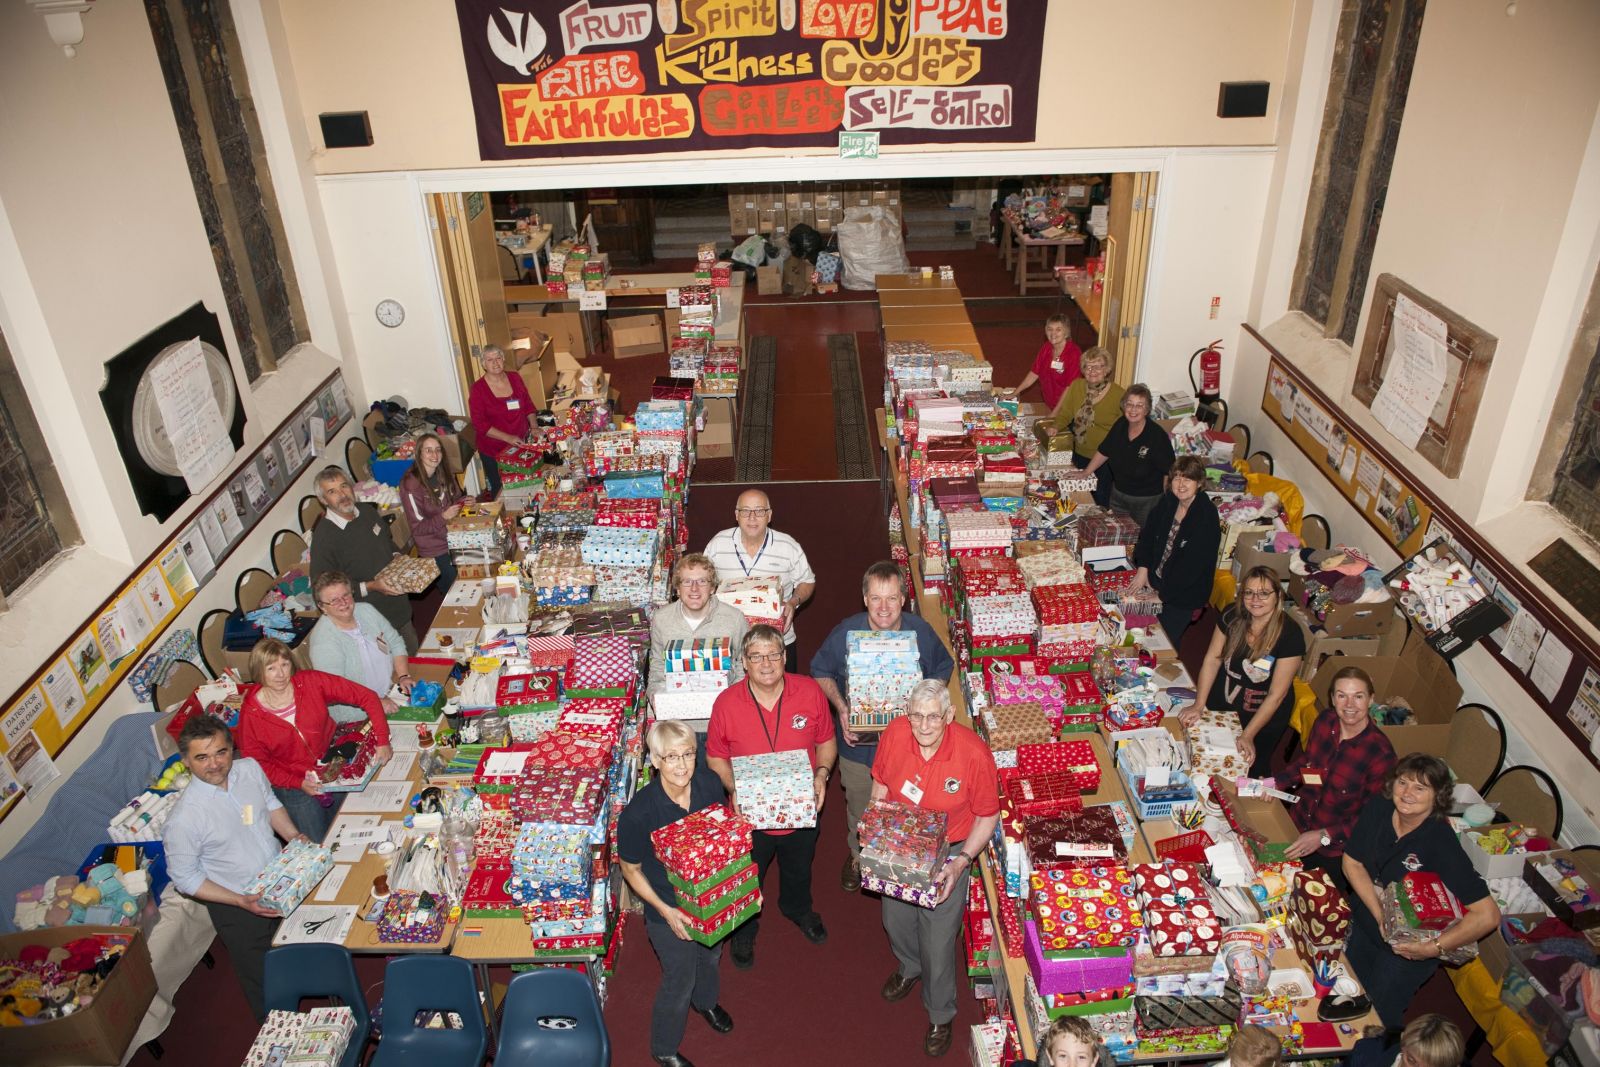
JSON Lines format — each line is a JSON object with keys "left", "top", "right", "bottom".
{"left": 242, "top": 1007, "right": 357, "bottom": 1067}
{"left": 858, "top": 801, "right": 949, "bottom": 906}
{"left": 652, "top": 805, "right": 760, "bottom": 945}
{"left": 676, "top": 285, "right": 716, "bottom": 343}
{"left": 698, "top": 343, "right": 740, "bottom": 396}
{"left": 845, "top": 629, "right": 922, "bottom": 731}
{"left": 654, "top": 637, "right": 733, "bottom": 721}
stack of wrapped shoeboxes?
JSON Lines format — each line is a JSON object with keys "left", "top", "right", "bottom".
{"left": 652, "top": 805, "right": 760, "bottom": 945}
{"left": 1184, "top": 709, "right": 1249, "bottom": 778}
{"left": 1023, "top": 862, "right": 1140, "bottom": 1049}
{"left": 965, "top": 593, "right": 1037, "bottom": 678}
{"left": 1125, "top": 860, "right": 1235, "bottom": 1057}
{"left": 668, "top": 338, "right": 705, "bottom": 380}
{"left": 858, "top": 800, "right": 949, "bottom": 907}
{"left": 989, "top": 674, "right": 1073, "bottom": 735}
{"left": 677, "top": 285, "right": 716, "bottom": 343}
{"left": 715, "top": 576, "right": 786, "bottom": 630}
{"left": 845, "top": 629, "right": 922, "bottom": 732}
{"left": 1077, "top": 509, "right": 1141, "bottom": 572}
{"left": 242, "top": 1008, "right": 357, "bottom": 1067}
{"left": 498, "top": 668, "right": 563, "bottom": 741}
{"left": 1033, "top": 582, "right": 1101, "bottom": 662}
{"left": 698, "top": 343, "right": 740, "bottom": 396}
{"left": 580, "top": 526, "right": 658, "bottom": 605}
{"left": 979, "top": 700, "right": 1053, "bottom": 769}
{"left": 694, "top": 242, "right": 717, "bottom": 282}
{"left": 731, "top": 751, "right": 816, "bottom": 830}
{"left": 655, "top": 637, "right": 733, "bottom": 721}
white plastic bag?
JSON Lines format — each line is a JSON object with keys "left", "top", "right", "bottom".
{"left": 836, "top": 206, "right": 909, "bottom": 290}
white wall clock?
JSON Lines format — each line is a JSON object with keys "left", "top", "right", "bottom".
{"left": 375, "top": 299, "right": 405, "bottom": 328}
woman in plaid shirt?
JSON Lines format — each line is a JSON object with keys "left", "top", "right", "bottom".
{"left": 1276, "top": 666, "right": 1395, "bottom": 889}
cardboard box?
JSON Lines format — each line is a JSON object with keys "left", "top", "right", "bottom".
{"left": 1289, "top": 575, "right": 1398, "bottom": 637}
{"left": 1232, "top": 545, "right": 1293, "bottom": 583}
{"left": 1384, "top": 539, "right": 1512, "bottom": 658}
{"left": 510, "top": 309, "right": 585, "bottom": 360}
{"left": 783, "top": 256, "right": 813, "bottom": 297}
{"left": 1309, "top": 644, "right": 1461, "bottom": 755}
{"left": 606, "top": 313, "right": 666, "bottom": 360}
{"left": 0, "top": 927, "right": 157, "bottom": 1066}
{"left": 757, "top": 265, "right": 783, "bottom": 296}
{"left": 1461, "top": 824, "right": 1553, "bottom": 880}
{"left": 1211, "top": 775, "right": 1300, "bottom": 861}
{"left": 698, "top": 396, "right": 735, "bottom": 458}
{"left": 1525, "top": 851, "right": 1600, "bottom": 931}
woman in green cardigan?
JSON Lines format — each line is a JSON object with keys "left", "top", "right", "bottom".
{"left": 1047, "top": 346, "right": 1122, "bottom": 504}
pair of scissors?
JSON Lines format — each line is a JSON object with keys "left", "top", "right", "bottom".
{"left": 301, "top": 914, "right": 334, "bottom": 936}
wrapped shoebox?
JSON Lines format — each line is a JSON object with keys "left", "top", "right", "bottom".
{"left": 1029, "top": 865, "right": 1142, "bottom": 952}
{"left": 1379, "top": 882, "right": 1475, "bottom": 964}
{"left": 859, "top": 800, "right": 948, "bottom": 890}
{"left": 568, "top": 634, "right": 637, "bottom": 689}
{"left": 580, "top": 526, "right": 658, "bottom": 565}
{"left": 1077, "top": 510, "right": 1140, "bottom": 550}
{"left": 1184, "top": 710, "right": 1248, "bottom": 778}
{"left": 731, "top": 750, "right": 816, "bottom": 830}
{"left": 1017, "top": 739, "right": 1101, "bottom": 791}
{"left": 509, "top": 822, "right": 593, "bottom": 905}
{"left": 509, "top": 766, "right": 608, "bottom": 824}
{"left": 242, "top": 1007, "right": 357, "bottom": 1067}
{"left": 245, "top": 840, "right": 333, "bottom": 917}
{"left": 982, "top": 702, "right": 1053, "bottom": 751}
{"left": 652, "top": 805, "right": 755, "bottom": 884}
{"left": 653, "top": 689, "right": 724, "bottom": 721}
{"left": 666, "top": 637, "right": 734, "bottom": 671}
{"left": 376, "top": 890, "right": 450, "bottom": 944}
{"left": 1134, "top": 985, "right": 1242, "bottom": 1032}
{"left": 715, "top": 576, "right": 786, "bottom": 626}
{"left": 1398, "top": 871, "right": 1464, "bottom": 930}
{"left": 1022, "top": 919, "right": 1136, "bottom": 995}
{"left": 525, "top": 730, "right": 614, "bottom": 770}
{"left": 1025, "top": 808, "right": 1129, "bottom": 868}
{"left": 1002, "top": 770, "right": 1082, "bottom": 818}
{"left": 685, "top": 885, "right": 762, "bottom": 946}
{"left": 672, "top": 861, "right": 758, "bottom": 919}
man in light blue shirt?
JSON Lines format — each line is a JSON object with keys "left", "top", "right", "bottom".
{"left": 164, "top": 715, "right": 306, "bottom": 1020}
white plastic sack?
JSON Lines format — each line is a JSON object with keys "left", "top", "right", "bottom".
{"left": 731, "top": 234, "right": 766, "bottom": 267}
{"left": 837, "top": 206, "right": 909, "bottom": 290}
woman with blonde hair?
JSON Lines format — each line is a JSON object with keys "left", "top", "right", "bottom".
{"left": 1048, "top": 346, "right": 1122, "bottom": 506}
{"left": 1177, "top": 565, "right": 1305, "bottom": 775}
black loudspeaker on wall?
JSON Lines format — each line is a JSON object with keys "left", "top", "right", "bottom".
{"left": 1218, "top": 82, "right": 1271, "bottom": 119}
{"left": 320, "top": 111, "right": 373, "bottom": 149}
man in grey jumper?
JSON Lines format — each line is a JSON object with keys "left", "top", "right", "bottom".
{"left": 308, "top": 466, "right": 418, "bottom": 654}
{"left": 647, "top": 553, "right": 749, "bottom": 731}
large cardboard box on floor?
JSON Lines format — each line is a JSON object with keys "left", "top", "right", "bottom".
{"left": 783, "top": 256, "right": 813, "bottom": 296}
{"left": 510, "top": 308, "right": 585, "bottom": 360}
{"left": 757, "top": 265, "right": 783, "bottom": 295}
{"left": 606, "top": 313, "right": 666, "bottom": 359}
{"left": 699, "top": 395, "right": 735, "bottom": 458}
{"left": 1288, "top": 574, "right": 1399, "bottom": 638}
{"left": 1309, "top": 643, "right": 1461, "bottom": 756}
{"left": 0, "top": 927, "right": 157, "bottom": 1066}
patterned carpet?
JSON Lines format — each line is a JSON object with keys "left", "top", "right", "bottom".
{"left": 827, "top": 334, "right": 876, "bottom": 480}
{"left": 735, "top": 335, "right": 776, "bottom": 481}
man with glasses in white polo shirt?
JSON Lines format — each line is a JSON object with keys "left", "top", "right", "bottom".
{"left": 703, "top": 489, "right": 816, "bottom": 673}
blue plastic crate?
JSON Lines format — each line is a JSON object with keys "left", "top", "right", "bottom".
{"left": 370, "top": 457, "right": 412, "bottom": 485}
{"left": 77, "top": 841, "right": 171, "bottom": 903}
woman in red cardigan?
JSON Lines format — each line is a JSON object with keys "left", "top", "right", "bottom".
{"left": 233, "top": 638, "right": 392, "bottom": 843}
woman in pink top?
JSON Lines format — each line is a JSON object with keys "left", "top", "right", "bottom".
{"left": 1011, "top": 315, "right": 1082, "bottom": 410}
{"left": 467, "top": 344, "right": 537, "bottom": 499}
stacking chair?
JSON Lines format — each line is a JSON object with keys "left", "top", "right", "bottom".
{"left": 1225, "top": 422, "right": 1250, "bottom": 460}
{"left": 271, "top": 529, "right": 308, "bottom": 573}
{"left": 263, "top": 944, "right": 371, "bottom": 1067}
{"left": 235, "top": 567, "right": 277, "bottom": 615}
{"left": 370, "top": 956, "right": 486, "bottom": 1067}
{"left": 1446, "top": 703, "right": 1507, "bottom": 794}
{"left": 346, "top": 438, "right": 374, "bottom": 482}
{"left": 299, "top": 494, "right": 326, "bottom": 533}
{"left": 1484, "top": 764, "right": 1563, "bottom": 839}
{"left": 197, "top": 607, "right": 231, "bottom": 677}
{"left": 1300, "top": 513, "right": 1332, "bottom": 551}
{"left": 1246, "top": 450, "right": 1274, "bottom": 476}
{"left": 494, "top": 968, "right": 610, "bottom": 1067}
{"left": 152, "top": 661, "right": 207, "bottom": 714}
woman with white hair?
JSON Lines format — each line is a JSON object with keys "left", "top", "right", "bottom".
{"left": 617, "top": 720, "right": 735, "bottom": 1067}
{"left": 870, "top": 679, "right": 1000, "bottom": 1058}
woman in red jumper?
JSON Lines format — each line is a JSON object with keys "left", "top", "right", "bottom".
{"left": 398, "top": 433, "right": 465, "bottom": 590}
{"left": 233, "top": 638, "right": 392, "bottom": 842}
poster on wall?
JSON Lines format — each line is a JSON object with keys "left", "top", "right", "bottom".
{"left": 452, "top": 1, "right": 1050, "bottom": 161}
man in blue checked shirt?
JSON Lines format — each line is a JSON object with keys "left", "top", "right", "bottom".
{"left": 811, "top": 561, "right": 955, "bottom": 892}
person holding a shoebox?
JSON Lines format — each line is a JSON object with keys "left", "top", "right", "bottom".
{"left": 705, "top": 625, "right": 835, "bottom": 969}
{"left": 619, "top": 720, "right": 740, "bottom": 1067}
{"left": 869, "top": 679, "right": 999, "bottom": 1059}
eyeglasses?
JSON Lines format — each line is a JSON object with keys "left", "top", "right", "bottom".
{"left": 745, "top": 651, "right": 784, "bottom": 664}
{"left": 319, "top": 593, "right": 354, "bottom": 607}
{"left": 657, "top": 752, "right": 696, "bottom": 766}
{"left": 906, "top": 710, "right": 947, "bottom": 723}
{"left": 679, "top": 578, "right": 711, "bottom": 588}
{"left": 1242, "top": 589, "right": 1277, "bottom": 600}
{"left": 735, "top": 508, "right": 771, "bottom": 516}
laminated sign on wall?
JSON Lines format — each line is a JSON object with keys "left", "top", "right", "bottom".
{"left": 452, "top": 1, "right": 1049, "bottom": 160}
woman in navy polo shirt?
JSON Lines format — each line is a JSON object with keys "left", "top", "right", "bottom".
{"left": 1332, "top": 754, "right": 1500, "bottom": 1028}
{"left": 618, "top": 720, "right": 736, "bottom": 1067}
{"left": 870, "top": 679, "right": 1000, "bottom": 1058}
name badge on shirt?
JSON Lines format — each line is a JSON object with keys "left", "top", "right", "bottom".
{"left": 372, "top": 523, "right": 384, "bottom": 538}
{"left": 1302, "top": 769, "right": 1324, "bottom": 786}
{"left": 241, "top": 804, "right": 255, "bottom": 826}
{"left": 1050, "top": 359, "right": 1064, "bottom": 373}
{"left": 376, "top": 636, "right": 390, "bottom": 654}
{"left": 507, "top": 399, "right": 522, "bottom": 410}
{"left": 901, "top": 780, "right": 925, "bottom": 805}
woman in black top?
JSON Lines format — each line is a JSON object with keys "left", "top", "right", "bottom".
{"left": 1128, "top": 455, "right": 1220, "bottom": 648}
{"left": 618, "top": 720, "right": 736, "bottom": 1067}
{"left": 1337, "top": 755, "right": 1500, "bottom": 1029}
{"left": 1083, "top": 384, "right": 1174, "bottom": 527}
{"left": 1176, "top": 565, "right": 1305, "bottom": 776}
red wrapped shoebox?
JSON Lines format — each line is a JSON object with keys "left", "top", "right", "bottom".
{"left": 651, "top": 804, "right": 755, "bottom": 883}
{"left": 1029, "top": 864, "right": 1141, "bottom": 952}
{"left": 1002, "top": 770, "right": 1083, "bottom": 818}
{"left": 1017, "top": 740, "right": 1101, "bottom": 791}
{"left": 1024, "top": 808, "right": 1127, "bottom": 868}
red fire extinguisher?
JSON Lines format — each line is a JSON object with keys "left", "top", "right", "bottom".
{"left": 1190, "top": 340, "right": 1223, "bottom": 405}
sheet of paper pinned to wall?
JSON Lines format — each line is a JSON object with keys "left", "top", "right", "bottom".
{"left": 1530, "top": 631, "right": 1573, "bottom": 703}
{"left": 1370, "top": 293, "right": 1450, "bottom": 449}
{"left": 1501, "top": 609, "right": 1546, "bottom": 674}
{"left": 1355, "top": 453, "right": 1383, "bottom": 497}
{"left": 150, "top": 338, "right": 235, "bottom": 493}
{"left": 1571, "top": 668, "right": 1600, "bottom": 745}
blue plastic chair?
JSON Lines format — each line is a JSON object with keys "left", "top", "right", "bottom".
{"left": 262, "top": 944, "right": 371, "bottom": 1067}
{"left": 494, "top": 968, "right": 610, "bottom": 1067}
{"left": 370, "top": 955, "right": 487, "bottom": 1067}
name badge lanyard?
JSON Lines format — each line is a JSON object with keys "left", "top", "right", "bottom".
{"left": 735, "top": 532, "right": 772, "bottom": 578}
{"left": 749, "top": 679, "right": 785, "bottom": 753}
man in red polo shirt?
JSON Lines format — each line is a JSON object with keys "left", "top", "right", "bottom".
{"left": 706, "top": 624, "right": 836, "bottom": 970}
{"left": 870, "top": 679, "right": 999, "bottom": 1058}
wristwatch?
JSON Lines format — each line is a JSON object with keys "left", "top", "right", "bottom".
{"left": 1319, "top": 832, "right": 1332, "bottom": 847}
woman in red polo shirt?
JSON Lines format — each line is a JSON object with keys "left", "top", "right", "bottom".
{"left": 869, "top": 679, "right": 1000, "bottom": 1059}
